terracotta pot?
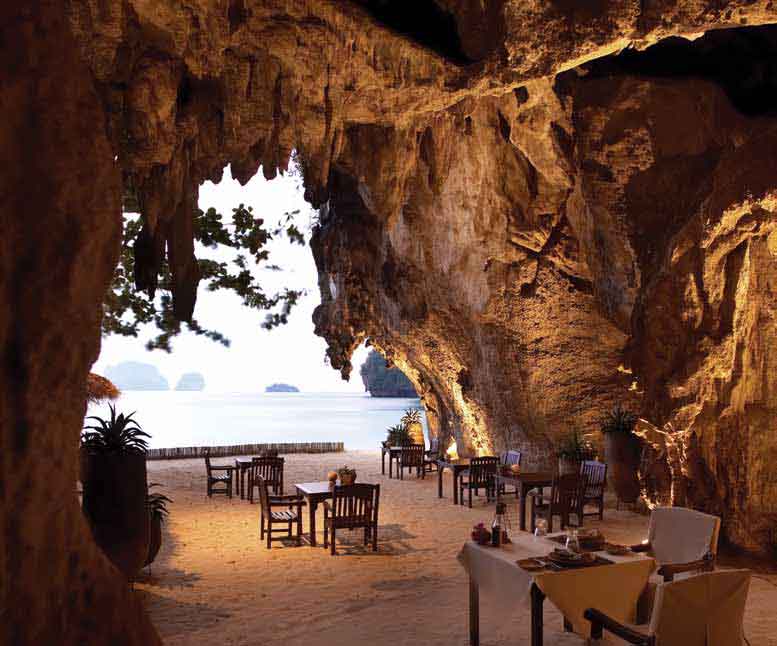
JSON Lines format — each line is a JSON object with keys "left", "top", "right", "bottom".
{"left": 82, "top": 452, "right": 149, "bottom": 579}
{"left": 145, "top": 513, "right": 162, "bottom": 567}
{"left": 327, "top": 471, "right": 338, "bottom": 482}
{"left": 339, "top": 473, "right": 356, "bottom": 486}
{"left": 604, "top": 433, "right": 641, "bottom": 503}
{"left": 406, "top": 420, "right": 424, "bottom": 446}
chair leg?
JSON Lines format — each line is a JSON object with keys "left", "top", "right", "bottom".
{"left": 364, "top": 526, "right": 369, "bottom": 545}
{"left": 323, "top": 508, "right": 329, "bottom": 548}
{"left": 296, "top": 505, "right": 302, "bottom": 546}
{"left": 468, "top": 486, "right": 473, "bottom": 509}
{"left": 266, "top": 520, "right": 272, "bottom": 549}
{"left": 260, "top": 512, "right": 265, "bottom": 539}
{"left": 372, "top": 523, "right": 378, "bottom": 552}
{"left": 330, "top": 525, "right": 336, "bottom": 555}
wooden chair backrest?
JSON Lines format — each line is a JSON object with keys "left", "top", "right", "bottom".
{"left": 468, "top": 457, "right": 498, "bottom": 487}
{"left": 401, "top": 444, "right": 425, "bottom": 467}
{"left": 204, "top": 455, "right": 213, "bottom": 475}
{"left": 251, "top": 457, "right": 283, "bottom": 487}
{"left": 500, "top": 450, "right": 522, "bottom": 466}
{"left": 551, "top": 473, "right": 583, "bottom": 508}
{"left": 255, "top": 476, "right": 271, "bottom": 513}
{"left": 648, "top": 507, "right": 722, "bottom": 563}
{"left": 331, "top": 484, "right": 380, "bottom": 526}
{"left": 580, "top": 460, "right": 607, "bottom": 495}
{"left": 428, "top": 437, "right": 440, "bottom": 455}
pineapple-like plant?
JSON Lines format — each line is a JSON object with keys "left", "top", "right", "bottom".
{"left": 601, "top": 404, "right": 637, "bottom": 435}
{"left": 401, "top": 408, "right": 422, "bottom": 426}
{"left": 81, "top": 404, "right": 150, "bottom": 454}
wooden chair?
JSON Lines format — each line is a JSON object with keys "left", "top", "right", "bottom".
{"left": 497, "top": 450, "right": 523, "bottom": 497}
{"left": 585, "top": 569, "right": 751, "bottom": 645}
{"left": 399, "top": 444, "right": 426, "bottom": 479}
{"left": 529, "top": 472, "right": 583, "bottom": 533}
{"left": 424, "top": 438, "right": 440, "bottom": 473}
{"left": 248, "top": 456, "right": 284, "bottom": 502}
{"left": 204, "top": 453, "right": 234, "bottom": 498}
{"left": 579, "top": 460, "right": 607, "bottom": 520}
{"left": 459, "top": 457, "right": 499, "bottom": 508}
{"left": 256, "top": 476, "right": 305, "bottom": 548}
{"left": 323, "top": 483, "right": 380, "bottom": 555}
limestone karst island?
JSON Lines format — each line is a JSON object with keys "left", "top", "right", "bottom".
{"left": 5, "top": 3, "right": 777, "bottom": 646}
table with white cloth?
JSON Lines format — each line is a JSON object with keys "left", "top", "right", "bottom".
{"left": 458, "top": 533, "right": 656, "bottom": 645}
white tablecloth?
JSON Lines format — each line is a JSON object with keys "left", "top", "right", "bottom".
{"left": 458, "top": 533, "right": 656, "bottom": 637}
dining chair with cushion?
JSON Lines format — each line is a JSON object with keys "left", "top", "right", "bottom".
{"left": 529, "top": 472, "right": 583, "bottom": 533}
{"left": 399, "top": 444, "right": 426, "bottom": 480}
{"left": 323, "top": 483, "right": 380, "bottom": 555}
{"left": 204, "top": 453, "right": 234, "bottom": 498}
{"left": 579, "top": 460, "right": 607, "bottom": 521}
{"left": 248, "top": 456, "right": 284, "bottom": 502}
{"left": 631, "top": 506, "right": 721, "bottom": 622}
{"left": 459, "top": 456, "right": 499, "bottom": 508}
{"left": 585, "top": 569, "right": 751, "bottom": 645}
{"left": 424, "top": 438, "right": 440, "bottom": 473}
{"left": 256, "top": 476, "right": 305, "bottom": 548}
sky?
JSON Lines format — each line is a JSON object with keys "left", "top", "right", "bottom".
{"left": 93, "top": 164, "right": 369, "bottom": 393}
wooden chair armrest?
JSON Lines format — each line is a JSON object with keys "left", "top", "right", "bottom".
{"left": 584, "top": 608, "right": 653, "bottom": 645}
{"left": 322, "top": 500, "right": 332, "bottom": 512}
{"left": 630, "top": 541, "right": 651, "bottom": 552}
{"left": 657, "top": 553, "right": 715, "bottom": 581}
{"left": 210, "top": 465, "right": 234, "bottom": 472}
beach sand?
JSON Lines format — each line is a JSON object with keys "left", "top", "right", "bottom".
{"left": 137, "top": 451, "right": 777, "bottom": 645}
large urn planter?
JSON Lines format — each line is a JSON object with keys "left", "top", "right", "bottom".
{"left": 82, "top": 451, "right": 150, "bottom": 578}
{"left": 604, "top": 432, "right": 641, "bottom": 504}
{"left": 145, "top": 513, "right": 162, "bottom": 567}
{"left": 557, "top": 457, "right": 580, "bottom": 476}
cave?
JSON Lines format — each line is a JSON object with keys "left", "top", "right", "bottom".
{"left": 2, "top": 1, "right": 777, "bottom": 643}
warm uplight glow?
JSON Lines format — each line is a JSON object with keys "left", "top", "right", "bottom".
{"left": 445, "top": 438, "right": 459, "bottom": 460}
{"left": 476, "top": 445, "right": 489, "bottom": 457}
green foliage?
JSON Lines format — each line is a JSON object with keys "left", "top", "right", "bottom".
{"left": 337, "top": 466, "right": 357, "bottom": 478}
{"left": 556, "top": 429, "right": 595, "bottom": 461}
{"left": 147, "top": 483, "right": 172, "bottom": 523}
{"left": 601, "top": 404, "right": 638, "bottom": 435}
{"left": 102, "top": 205, "right": 306, "bottom": 352}
{"left": 81, "top": 404, "right": 150, "bottom": 454}
{"left": 386, "top": 424, "right": 412, "bottom": 447}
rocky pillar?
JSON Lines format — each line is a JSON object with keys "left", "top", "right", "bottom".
{"left": 0, "top": 3, "right": 160, "bottom": 644}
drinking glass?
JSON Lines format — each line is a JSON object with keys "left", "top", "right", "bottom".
{"left": 534, "top": 518, "right": 547, "bottom": 537}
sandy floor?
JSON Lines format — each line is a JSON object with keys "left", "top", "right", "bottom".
{"left": 137, "top": 451, "right": 777, "bottom": 645}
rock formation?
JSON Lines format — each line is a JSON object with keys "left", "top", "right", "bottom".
{"left": 106, "top": 361, "right": 170, "bottom": 391}
{"left": 175, "top": 372, "right": 206, "bottom": 391}
{"left": 3, "top": 1, "right": 777, "bottom": 643}
{"left": 360, "top": 349, "right": 418, "bottom": 397}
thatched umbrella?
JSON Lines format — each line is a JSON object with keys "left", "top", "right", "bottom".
{"left": 86, "top": 373, "right": 120, "bottom": 403}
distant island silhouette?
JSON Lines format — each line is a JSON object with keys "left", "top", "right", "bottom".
{"left": 105, "top": 361, "right": 169, "bottom": 391}
{"left": 266, "top": 383, "right": 300, "bottom": 393}
{"left": 175, "top": 372, "right": 205, "bottom": 391}
{"left": 360, "top": 350, "right": 417, "bottom": 397}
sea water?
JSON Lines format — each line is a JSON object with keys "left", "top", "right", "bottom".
{"left": 86, "top": 391, "right": 427, "bottom": 450}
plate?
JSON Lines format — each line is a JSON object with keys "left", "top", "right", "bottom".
{"left": 547, "top": 551, "right": 595, "bottom": 567}
{"left": 604, "top": 543, "right": 631, "bottom": 556}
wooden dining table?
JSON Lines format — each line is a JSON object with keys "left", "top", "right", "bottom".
{"left": 436, "top": 457, "right": 473, "bottom": 504}
{"left": 234, "top": 457, "right": 254, "bottom": 499}
{"left": 496, "top": 471, "right": 554, "bottom": 531}
{"left": 294, "top": 481, "right": 334, "bottom": 547}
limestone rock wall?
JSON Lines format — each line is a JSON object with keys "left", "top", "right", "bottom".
{"left": 4, "top": 2, "right": 777, "bottom": 643}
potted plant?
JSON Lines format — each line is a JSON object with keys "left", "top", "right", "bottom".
{"left": 386, "top": 424, "right": 412, "bottom": 447}
{"left": 145, "top": 483, "right": 172, "bottom": 567}
{"left": 401, "top": 408, "right": 425, "bottom": 445}
{"left": 338, "top": 466, "right": 357, "bottom": 486}
{"left": 601, "top": 405, "right": 641, "bottom": 503}
{"left": 556, "top": 430, "right": 595, "bottom": 475}
{"left": 81, "top": 404, "right": 151, "bottom": 579}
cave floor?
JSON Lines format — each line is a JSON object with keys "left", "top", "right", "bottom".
{"left": 138, "top": 451, "right": 777, "bottom": 645}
